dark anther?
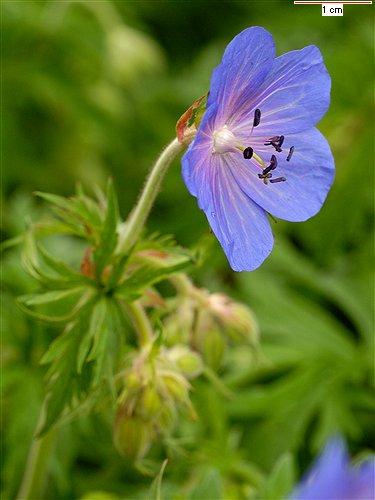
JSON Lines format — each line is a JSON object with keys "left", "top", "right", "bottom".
{"left": 264, "top": 135, "right": 284, "bottom": 152}
{"left": 264, "top": 136, "right": 280, "bottom": 146}
{"left": 243, "top": 147, "right": 254, "bottom": 159}
{"left": 286, "top": 146, "right": 295, "bottom": 161}
{"left": 253, "top": 108, "right": 261, "bottom": 127}
{"left": 270, "top": 154, "right": 277, "bottom": 167}
{"left": 270, "top": 176, "right": 286, "bottom": 184}
{"left": 262, "top": 154, "right": 278, "bottom": 175}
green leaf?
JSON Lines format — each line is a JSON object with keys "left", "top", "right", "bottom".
{"left": 76, "top": 298, "right": 107, "bottom": 374}
{"left": 34, "top": 192, "right": 73, "bottom": 212}
{"left": 262, "top": 453, "right": 295, "bottom": 500}
{"left": 39, "top": 322, "right": 84, "bottom": 435}
{"left": 93, "top": 179, "right": 119, "bottom": 279}
{"left": 19, "top": 287, "right": 86, "bottom": 306}
{"left": 35, "top": 191, "right": 102, "bottom": 242}
{"left": 150, "top": 459, "right": 168, "bottom": 500}
{"left": 38, "top": 244, "right": 92, "bottom": 285}
{"left": 116, "top": 254, "right": 194, "bottom": 302}
{"left": 106, "top": 252, "right": 131, "bottom": 291}
{"left": 17, "top": 289, "right": 94, "bottom": 323}
{"left": 40, "top": 328, "right": 76, "bottom": 365}
{"left": 188, "top": 468, "right": 223, "bottom": 500}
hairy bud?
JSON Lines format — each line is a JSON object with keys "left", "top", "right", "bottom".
{"left": 198, "top": 328, "right": 226, "bottom": 371}
{"left": 113, "top": 413, "right": 152, "bottom": 460}
{"left": 167, "top": 345, "right": 203, "bottom": 378}
{"left": 113, "top": 343, "right": 200, "bottom": 460}
{"left": 208, "top": 293, "right": 259, "bottom": 343}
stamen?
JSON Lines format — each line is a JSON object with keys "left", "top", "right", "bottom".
{"left": 264, "top": 135, "right": 284, "bottom": 152}
{"left": 264, "top": 136, "right": 280, "bottom": 146}
{"left": 243, "top": 147, "right": 254, "bottom": 159}
{"left": 286, "top": 146, "right": 295, "bottom": 161}
{"left": 270, "top": 177, "right": 286, "bottom": 184}
{"left": 262, "top": 154, "right": 277, "bottom": 175}
{"left": 253, "top": 109, "right": 261, "bottom": 127}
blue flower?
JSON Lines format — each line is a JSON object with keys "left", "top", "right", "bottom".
{"left": 291, "top": 437, "right": 375, "bottom": 500}
{"left": 182, "top": 27, "right": 334, "bottom": 271}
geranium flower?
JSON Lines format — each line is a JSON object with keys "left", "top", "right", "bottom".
{"left": 290, "top": 437, "right": 375, "bottom": 499}
{"left": 182, "top": 27, "right": 334, "bottom": 271}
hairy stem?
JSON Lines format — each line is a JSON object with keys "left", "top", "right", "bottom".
{"left": 17, "top": 401, "right": 56, "bottom": 500}
{"left": 118, "top": 138, "right": 185, "bottom": 254}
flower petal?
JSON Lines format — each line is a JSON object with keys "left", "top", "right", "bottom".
{"left": 207, "top": 27, "right": 275, "bottom": 126}
{"left": 290, "top": 438, "right": 350, "bottom": 500}
{"left": 230, "top": 128, "right": 335, "bottom": 222}
{"left": 182, "top": 121, "right": 274, "bottom": 272}
{"left": 349, "top": 458, "right": 375, "bottom": 499}
{"left": 232, "top": 45, "right": 331, "bottom": 135}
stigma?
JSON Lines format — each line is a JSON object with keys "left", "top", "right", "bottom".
{"left": 212, "top": 126, "right": 239, "bottom": 154}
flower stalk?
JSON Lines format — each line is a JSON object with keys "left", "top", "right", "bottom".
{"left": 17, "top": 402, "right": 57, "bottom": 500}
{"left": 118, "top": 138, "right": 185, "bottom": 254}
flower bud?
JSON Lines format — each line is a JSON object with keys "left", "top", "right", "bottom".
{"left": 125, "top": 371, "right": 143, "bottom": 391}
{"left": 167, "top": 345, "right": 203, "bottom": 379}
{"left": 139, "top": 386, "right": 161, "bottom": 420}
{"left": 163, "top": 300, "right": 195, "bottom": 345}
{"left": 208, "top": 293, "right": 259, "bottom": 343}
{"left": 158, "top": 402, "right": 177, "bottom": 433}
{"left": 113, "top": 413, "right": 152, "bottom": 460}
{"left": 161, "top": 373, "right": 190, "bottom": 403}
{"left": 198, "top": 328, "right": 226, "bottom": 371}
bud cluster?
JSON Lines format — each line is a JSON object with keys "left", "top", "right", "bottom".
{"left": 113, "top": 343, "right": 202, "bottom": 460}
{"left": 164, "top": 276, "right": 259, "bottom": 371}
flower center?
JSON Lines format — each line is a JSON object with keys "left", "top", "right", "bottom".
{"left": 212, "top": 109, "right": 294, "bottom": 186}
{"left": 212, "top": 126, "right": 239, "bottom": 154}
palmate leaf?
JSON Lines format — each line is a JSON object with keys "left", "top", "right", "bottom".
{"left": 93, "top": 179, "right": 119, "bottom": 279}
{"left": 18, "top": 288, "right": 94, "bottom": 323}
{"left": 35, "top": 191, "right": 103, "bottom": 243}
{"left": 19, "top": 287, "right": 86, "bottom": 306}
{"left": 39, "top": 319, "right": 87, "bottom": 436}
{"left": 39, "top": 296, "right": 123, "bottom": 434}
{"left": 21, "top": 230, "right": 92, "bottom": 289}
{"left": 115, "top": 253, "right": 194, "bottom": 302}
{"left": 229, "top": 238, "right": 372, "bottom": 468}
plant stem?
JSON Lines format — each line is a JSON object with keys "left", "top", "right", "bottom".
{"left": 17, "top": 401, "right": 56, "bottom": 500}
{"left": 170, "top": 273, "right": 209, "bottom": 306}
{"left": 127, "top": 301, "right": 154, "bottom": 346}
{"left": 118, "top": 138, "right": 185, "bottom": 254}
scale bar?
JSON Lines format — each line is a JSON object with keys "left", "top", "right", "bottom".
{"left": 294, "top": 1, "right": 372, "bottom": 4}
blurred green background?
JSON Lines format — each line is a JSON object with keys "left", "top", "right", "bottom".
{"left": 2, "top": 1, "right": 374, "bottom": 499}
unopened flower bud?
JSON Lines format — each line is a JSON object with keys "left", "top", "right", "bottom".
{"left": 161, "top": 373, "right": 189, "bottom": 403}
{"left": 199, "top": 328, "right": 226, "bottom": 371}
{"left": 139, "top": 386, "right": 161, "bottom": 420}
{"left": 158, "top": 402, "right": 177, "bottom": 433}
{"left": 167, "top": 345, "right": 203, "bottom": 379}
{"left": 125, "top": 371, "right": 142, "bottom": 391}
{"left": 208, "top": 293, "right": 259, "bottom": 343}
{"left": 164, "top": 300, "right": 195, "bottom": 345}
{"left": 113, "top": 413, "right": 152, "bottom": 460}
